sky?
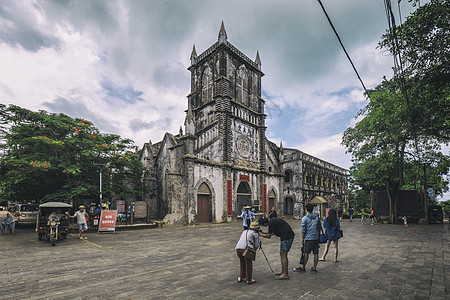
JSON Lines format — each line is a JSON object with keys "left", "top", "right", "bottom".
{"left": 1, "top": 0, "right": 447, "bottom": 200}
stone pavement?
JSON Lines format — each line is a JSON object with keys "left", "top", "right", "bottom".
{"left": 0, "top": 218, "right": 449, "bottom": 300}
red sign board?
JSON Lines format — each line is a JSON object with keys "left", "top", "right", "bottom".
{"left": 239, "top": 175, "right": 249, "bottom": 182}
{"left": 227, "top": 180, "right": 232, "bottom": 216}
{"left": 99, "top": 210, "right": 118, "bottom": 232}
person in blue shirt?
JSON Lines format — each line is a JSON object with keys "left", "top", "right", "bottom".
{"left": 319, "top": 208, "right": 342, "bottom": 262}
{"left": 238, "top": 206, "right": 255, "bottom": 230}
{"left": 293, "top": 203, "right": 322, "bottom": 272}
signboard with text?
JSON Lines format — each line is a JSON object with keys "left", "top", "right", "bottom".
{"left": 98, "top": 210, "right": 118, "bottom": 232}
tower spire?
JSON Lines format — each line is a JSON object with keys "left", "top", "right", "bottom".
{"left": 190, "top": 44, "right": 197, "bottom": 65}
{"left": 255, "top": 51, "right": 261, "bottom": 69}
{"left": 218, "top": 21, "right": 228, "bottom": 43}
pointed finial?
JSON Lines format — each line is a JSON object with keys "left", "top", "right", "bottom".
{"left": 280, "top": 141, "right": 283, "bottom": 151}
{"left": 218, "top": 21, "right": 228, "bottom": 43}
{"left": 190, "top": 44, "right": 197, "bottom": 64}
{"left": 255, "top": 51, "right": 261, "bottom": 69}
{"left": 184, "top": 101, "right": 195, "bottom": 135}
{"left": 179, "top": 126, "right": 183, "bottom": 136}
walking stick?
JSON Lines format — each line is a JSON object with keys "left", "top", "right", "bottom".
{"left": 259, "top": 244, "right": 274, "bottom": 273}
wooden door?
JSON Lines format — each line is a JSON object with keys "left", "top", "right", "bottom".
{"left": 197, "top": 195, "right": 210, "bottom": 223}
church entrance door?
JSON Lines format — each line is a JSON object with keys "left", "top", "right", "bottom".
{"left": 197, "top": 195, "right": 210, "bottom": 223}
{"left": 197, "top": 183, "right": 212, "bottom": 223}
{"left": 285, "top": 197, "right": 294, "bottom": 215}
{"left": 237, "top": 182, "right": 251, "bottom": 213}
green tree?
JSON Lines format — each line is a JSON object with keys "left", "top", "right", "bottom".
{"left": 343, "top": 0, "right": 450, "bottom": 223}
{"left": 380, "top": 0, "right": 450, "bottom": 142}
{"left": 0, "top": 104, "right": 144, "bottom": 205}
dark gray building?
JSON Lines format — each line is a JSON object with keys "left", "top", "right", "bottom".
{"left": 140, "top": 23, "right": 348, "bottom": 225}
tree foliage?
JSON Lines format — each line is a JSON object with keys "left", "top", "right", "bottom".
{"left": 0, "top": 104, "right": 144, "bottom": 204}
{"left": 343, "top": 0, "right": 450, "bottom": 223}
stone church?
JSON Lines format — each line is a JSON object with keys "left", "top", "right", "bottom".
{"left": 140, "top": 23, "right": 348, "bottom": 225}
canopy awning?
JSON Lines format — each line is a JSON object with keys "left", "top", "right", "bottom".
{"left": 39, "top": 202, "right": 72, "bottom": 208}
{"left": 309, "top": 196, "right": 328, "bottom": 204}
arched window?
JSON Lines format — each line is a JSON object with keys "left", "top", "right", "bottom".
{"left": 202, "top": 66, "right": 213, "bottom": 104}
{"left": 284, "top": 170, "right": 293, "bottom": 183}
{"left": 236, "top": 65, "right": 248, "bottom": 105}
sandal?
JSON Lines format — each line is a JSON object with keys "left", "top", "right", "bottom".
{"left": 246, "top": 279, "right": 256, "bottom": 284}
{"left": 237, "top": 277, "right": 243, "bottom": 282}
{"left": 275, "top": 276, "right": 289, "bottom": 280}
{"left": 319, "top": 258, "right": 326, "bottom": 261}
{"left": 274, "top": 272, "right": 282, "bottom": 276}
{"left": 293, "top": 267, "right": 305, "bottom": 272}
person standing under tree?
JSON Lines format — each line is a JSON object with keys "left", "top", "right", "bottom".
{"left": 348, "top": 207, "right": 354, "bottom": 222}
{"left": 69, "top": 205, "right": 89, "bottom": 239}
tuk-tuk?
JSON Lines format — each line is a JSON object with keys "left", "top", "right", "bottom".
{"left": 37, "top": 202, "right": 72, "bottom": 246}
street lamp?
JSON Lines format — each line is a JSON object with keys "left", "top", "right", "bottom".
{"left": 94, "top": 163, "right": 107, "bottom": 209}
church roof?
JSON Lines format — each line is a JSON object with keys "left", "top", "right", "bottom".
{"left": 190, "top": 22, "right": 263, "bottom": 75}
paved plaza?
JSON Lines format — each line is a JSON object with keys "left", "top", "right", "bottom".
{"left": 0, "top": 218, "right": 449, "bottom": 299}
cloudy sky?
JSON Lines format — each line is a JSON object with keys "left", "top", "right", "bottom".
{"left": 2, "top": 0, "right": 446, "bottom": 198}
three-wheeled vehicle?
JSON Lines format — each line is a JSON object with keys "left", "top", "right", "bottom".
{"left": 37, "top": 202, "right": 72, "bottom": 246}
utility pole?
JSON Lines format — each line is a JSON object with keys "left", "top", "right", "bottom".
{"left": 423, "top": 164, "right": 428, "bottom": 224}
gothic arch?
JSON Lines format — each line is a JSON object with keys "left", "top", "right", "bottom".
{"left": 202, "top": 65, "right": 213, "bottom": 104}
{"left": 236, "top": 65, "right": 249, "bottom": 106}
{"left": 235, "top": 181, "right": 251, "bottom": 213}
{"left": 194, "top": 178, "right": 216, "bottom": 223}
{"left": 267, "top": 187, "right": 277, "bottom": 211}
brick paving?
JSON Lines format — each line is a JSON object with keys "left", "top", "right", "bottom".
{"left": 0, "top": 218, "right": 449, "bottom": 299}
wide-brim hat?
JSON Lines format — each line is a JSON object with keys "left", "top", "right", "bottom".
{"left": 249, "top": 221, "right": 260, "bottom": 230}
{"left": 79, "top": 205, "right": 85, "bottom": 209}
{"left": 243, "top": 205, "right": 252, "bottom": 209}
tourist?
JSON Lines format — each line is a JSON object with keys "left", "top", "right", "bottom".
{"left": 235, "top": 221, "right": 260, "bottom": 284}
{"left": 338, "top": 208, "right": 343, "bottom": 221}
{"left": 348, "top": 207, "right": 354, "bottom": 222}
{"left": 259, "top": 216, "right": 295, "bottom": 280}
{"left": 293, "top": 203, "right": 322, "bottom": 273}
{"left": 268, "top": 207, "right": 278, "bottom": 219}
{"left": 238, "top": 205, "right": 255, "bottom": 230}
{"left": 69, "top": 205, "right": 89, "bottom": 239}
{"left": 370, "top": 208, "right": 375, "bottom": 225}
{"left": 361, "top": 208, "right": 366, "bottom": 224}
{"left": 319, "top": 208, "right": 342, "bottom": 262}
{"left": 402, "top": 216, "right": 408, "bottom": 228}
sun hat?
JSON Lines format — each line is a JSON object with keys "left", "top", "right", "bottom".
{"left": 244, "top": 205, "right": 252, "bottom": 209}
{"left": 79, "top": 205, "right": 85, "bottom": 209}
{"left": 249, "top": 221, "right": 260, "bottom": 230}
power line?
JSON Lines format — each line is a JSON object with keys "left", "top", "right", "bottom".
{"left": 316, "top": 0, "right": 369, "bottom": 96}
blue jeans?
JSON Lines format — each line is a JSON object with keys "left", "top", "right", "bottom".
{"left": 78, "top": 223, "right": 88, "bottom": 232}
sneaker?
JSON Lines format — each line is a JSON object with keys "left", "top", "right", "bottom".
{"left": 293, "top": 267, "right": 305, "bottom": 272}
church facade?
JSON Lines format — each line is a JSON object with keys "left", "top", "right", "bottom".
{"left": 140, "top": 23, "right": 348, "bottom": 225}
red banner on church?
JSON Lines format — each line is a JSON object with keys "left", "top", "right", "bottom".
{"left": 239, "top": 175, "right": 249, "bottom": 182}
{"left": 263, "top": 184, "right": 267, "bottom": 214}
{"left": 227, "top": 180, "right": 232, "bottom": 216}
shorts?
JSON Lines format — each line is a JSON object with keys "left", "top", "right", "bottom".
{"left": 280, "top": 238, "right": 294, "bottom": 252}
{"left": 78, "top": 223, "right": 88, "bottom": 232}
{"left": 304, "top": 239, "right": 319, "bottom": 254}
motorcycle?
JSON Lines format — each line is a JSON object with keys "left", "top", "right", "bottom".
{"left": 37, "top": 202, "right": 72, "bottom": 246}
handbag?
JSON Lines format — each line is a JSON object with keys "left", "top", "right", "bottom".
{"left": 319, "top": 228, "right": 327, "bottom": 244}
{"left": 243, "top": 230, "right": 256, "bottom": 261}
{"left": 338, "top": 229, "right": 343, "bottom": 238}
